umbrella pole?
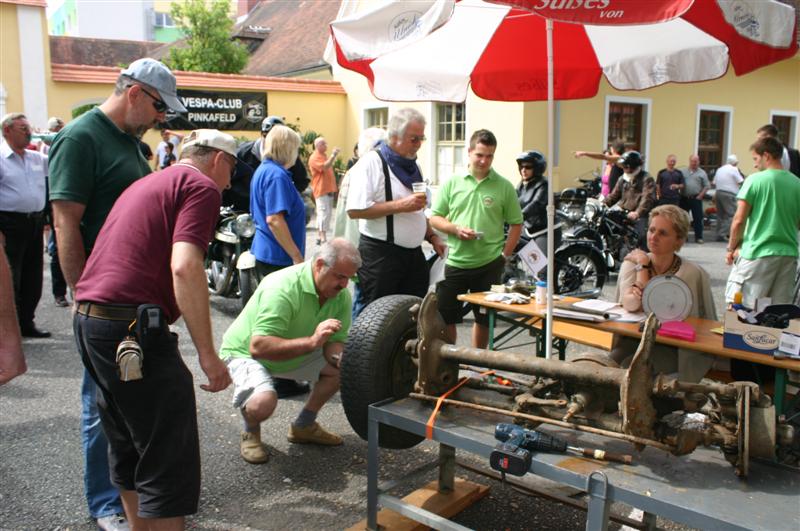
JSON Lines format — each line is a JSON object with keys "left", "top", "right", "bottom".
{"left": 545, "top": 18, "right": 554, "bottom": 359}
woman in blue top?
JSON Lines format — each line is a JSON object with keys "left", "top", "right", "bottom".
{"left": 249, "top": 125, "right": 306, "bottom": 280}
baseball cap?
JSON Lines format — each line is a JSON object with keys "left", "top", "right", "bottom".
{"left": 121, "top": 58, "right": 187, "bottom": 113}
{"left": 182, "top": 129, "right": 237, "bottom": 157}
{"left": 726, "top": 154, "right": 738, "bottom": 165}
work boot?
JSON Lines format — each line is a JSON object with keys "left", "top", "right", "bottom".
{"left": 240, "top": 431, "right": 269, "bottom": 464}
{"left": 288, "top": 422, "right": 343, "bottom": 446}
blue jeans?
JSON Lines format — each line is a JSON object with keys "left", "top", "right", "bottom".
{"left": 81, "top": 369, "right": 123, "bottom": 518}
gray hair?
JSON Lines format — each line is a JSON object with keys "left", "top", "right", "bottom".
{"left": 1, "top": 113, "right": 26, "bottom": 130}
{"left": 114, "top": 74, "right": 137, "bottom": 95}
{"left": 180, "top": 144, "right": 218, "bottom": 165}
{"left": 48, "top": 117, "right": 65, "bottom": 131}
{"left": 387, "top": 108, "right": 425, "bottom": 141}
{"left": 358, "top": 127, "right": 387, "bottom": 156}
{"left": 262, "top": 125, "right": 301, "bottom": 167}
{"left": 314, "top": 238, "right": 362, "bottom": 270}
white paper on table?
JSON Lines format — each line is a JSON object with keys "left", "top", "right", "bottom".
{"left": 552, "top": 308, "right": 607, "bottom": 322}
{"left": 518, "top": 238, "right": 547, "bottom": 276}
{"left": 572, "top": 299, "right": 620, "bottom": 312}
{"left": 607, "top": 310, "right": 647, "bottom": 323}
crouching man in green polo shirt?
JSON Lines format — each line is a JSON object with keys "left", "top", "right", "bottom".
{"left": 431, "top": 129, "right": 523, "bottom": 348}
{"left": 218, "top": 238, "right": 360, "bottom": 464}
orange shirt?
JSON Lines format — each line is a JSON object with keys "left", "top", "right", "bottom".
{"left": 309, "top": 151, "right": 337, "bottom": 198}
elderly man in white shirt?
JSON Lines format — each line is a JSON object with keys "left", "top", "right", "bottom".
{"left": 346, "top": 108, "right": 446, "bottom": 317}
{"left": 713, "top": 154, "right": 744, "bottom": 242}
{"left": 0, "top": 113, "right": 50, "bottom": 338}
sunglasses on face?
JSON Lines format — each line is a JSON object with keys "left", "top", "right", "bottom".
{"left": 407, "top": 134, "right": 426, "bottom": 143}
{"left": 519, "top": 164, "right": 534, "bottom": 170}
{"left": 139, "top": 86, "right": 168, "bottom": 113}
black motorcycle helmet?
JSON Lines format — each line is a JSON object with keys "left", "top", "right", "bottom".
{"left": 619, "top": 150, "right": 643, "bottom": 171}
{"left": 261, "top": 115, "right": 285, "bottom": 135}
{"left": 516, "top": 150, "right": 546, "bottom": 176}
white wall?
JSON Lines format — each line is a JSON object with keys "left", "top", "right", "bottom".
{"left": 77, "top": 2, "right": 148, "bottom": 41}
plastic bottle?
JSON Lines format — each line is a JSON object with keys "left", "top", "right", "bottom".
{"left": 535, "top": 280, "right": 547, "bottom": 305}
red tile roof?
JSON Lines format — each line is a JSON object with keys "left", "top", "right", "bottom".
{"left": 49, "top": 36, "right": 164, "bottom": 69}
{"left": 51, "top": 63, "right": 345, "bottom": 94}
{"left": 237, "top": 0, "right": 342, "bottom": 77}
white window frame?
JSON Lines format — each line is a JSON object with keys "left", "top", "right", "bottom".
{"left": 603, "top": 95, "right": 652, "bottom": 166}
{"left": 770, "top": 109, "right": 799, "bottom": 148}
{"left": 694, "top": 104, "right": 733, "bottom": 161}
{"left": 432, "top": 102, "right": 467, "bottom": 185}
{"left": 154, "top": 11, "right": 175, "bottom": 28}
{"left": 361, "top": 104, "right": 389, "bottom": 130}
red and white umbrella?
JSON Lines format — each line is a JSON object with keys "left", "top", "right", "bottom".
{"left": 332, "top": 0, "right": 797, "bottom": 103}
{"left": 330, "top": 0, "right": 797, "bottom": 358}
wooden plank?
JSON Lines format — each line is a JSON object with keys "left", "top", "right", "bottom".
{"left": 346, "top": 478, "right": 490, "bottom": 531}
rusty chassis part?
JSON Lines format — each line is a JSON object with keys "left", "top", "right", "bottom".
{"left": 405, "top": 293, "right": 779, "bottom": 477}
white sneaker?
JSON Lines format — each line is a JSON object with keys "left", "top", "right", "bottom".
{"left": 97, "top": 513, "right": 130, "bottom": 531}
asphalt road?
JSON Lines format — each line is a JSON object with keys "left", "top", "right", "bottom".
{"left": 0, "top": 230, "right": 733, "bottom": 530}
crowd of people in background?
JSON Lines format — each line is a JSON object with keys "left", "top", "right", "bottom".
{"left": 3, "top": 52, "right": 800, "bottom": 530}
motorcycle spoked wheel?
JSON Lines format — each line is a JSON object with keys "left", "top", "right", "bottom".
{"left": 340, "top": 295, "right": 425, "bottom": 449}
{"left": 554, "top": 246, "right": 606, "bottom": 294}
{"left": 206, "top": 257, "right": 233, "bottom": 296}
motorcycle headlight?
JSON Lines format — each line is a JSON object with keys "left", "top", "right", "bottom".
{"left": 584, "top": 199, "right": 602, "bottom": 222}
{"left": 234, "top": 214, "right": 256, "bottom": 238}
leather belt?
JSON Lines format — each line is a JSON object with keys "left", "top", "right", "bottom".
{"left": 0, "top": 210, "right": 44, "bottom": 219}
{"left": 76, "top": 302, "right": 137, "bottom": 321}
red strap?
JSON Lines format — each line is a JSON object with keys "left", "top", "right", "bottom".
{"left": 425, "top": 369, "right": 495, "bottom": 440}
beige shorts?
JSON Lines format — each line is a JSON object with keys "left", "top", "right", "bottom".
{"left": 725, "top": 255, "right": 798, "bottom": 307}
{"left": 316, "top": 194, "right": 334, "bottom": 233}
{"left": 225, "top": 350, "right": 326, "bottom": 409}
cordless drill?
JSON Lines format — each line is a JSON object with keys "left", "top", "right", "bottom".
{"left": 489, "top": 423, "right": 632, "bottom": 477}
{"left": 489, "top": 423, "right": 566, "bottom": 476}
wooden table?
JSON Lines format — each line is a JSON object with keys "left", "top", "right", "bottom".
{"left": 458, "top": 292, "right": 800, "bottom": 415}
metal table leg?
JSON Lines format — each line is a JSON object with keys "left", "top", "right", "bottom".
{"left": 774, "top": 368, "right": 786, "bottom": 415}
{"left": 488, "top": 309, "right": 495, "bottom": 350}
{"left": 367, "top": 408, "right": 380, "bottom": 530}
{"left": 585, "top": 471, "right": 610, "bottom": 530}
{"left": 439, "top": 444, "right": 455, "bottom": 493}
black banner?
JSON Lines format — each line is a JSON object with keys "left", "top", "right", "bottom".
{"left": 162, "top": 90, "right": 267, "bottom": 131}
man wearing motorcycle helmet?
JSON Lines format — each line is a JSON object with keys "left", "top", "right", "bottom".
{"left": 603, "top": 150, "right": 656, "bottom": 249}
{"left": 516, "top": 150, "right": 560, "bottom": 269}
{"left": 224, "top": 116, "right": 309, "bottom": 211}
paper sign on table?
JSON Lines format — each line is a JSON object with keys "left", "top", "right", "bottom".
{"left": 518, "top": 238, "right": 547, "bottom": 276}
{"left": 778, "top": 332, "right": 800, "bottom": 359}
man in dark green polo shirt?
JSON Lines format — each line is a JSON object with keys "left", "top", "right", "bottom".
{"left": 49, "top": 58, "right": 186, "bottom": 531}
{"left": 431, "top": 129, "right": 523, "bottom": 348}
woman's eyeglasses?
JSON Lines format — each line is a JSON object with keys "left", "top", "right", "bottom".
{"left": 139, "top": 87, "right": 168, "bottom": 113}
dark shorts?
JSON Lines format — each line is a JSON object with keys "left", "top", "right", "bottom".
{"left": 436, "top": 255, "right": 505, "bottom": 325}
{"left": 74, "top": 308, "right": 200, "bottom": 519}
{"left": 255, "top": 259, "right": 288, "bottom": 282}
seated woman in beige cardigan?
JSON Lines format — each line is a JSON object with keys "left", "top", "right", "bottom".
{"left": 610, "top": 204, "right": 717, "bottom": 382}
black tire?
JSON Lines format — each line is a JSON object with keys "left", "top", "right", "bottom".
{"left": 554, "top": 246, "right": 606, "bottom": 295}
{"left": 341, "top": 294, "right": 424, "bottom": 449}
{"left": 239, "top": 268, "right": 257, "bottom": 310}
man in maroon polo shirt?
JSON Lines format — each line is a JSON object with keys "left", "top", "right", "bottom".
{"left": 73, "top": 130, "right": 234, "bottom": 528}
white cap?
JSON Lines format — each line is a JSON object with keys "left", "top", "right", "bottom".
{"left": 727, "top": 154, "right": 738, "bottom": 165}
{"left": 182, "top": 129, "right": 237, "bottom": 157}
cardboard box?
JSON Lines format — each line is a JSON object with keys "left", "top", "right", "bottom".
{"left": 723, "top": 310, "right": 800, "bottom": 354}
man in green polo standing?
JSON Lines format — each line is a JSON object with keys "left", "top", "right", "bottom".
{"left": 431, "top": 129, "right": 523, "bottom": 348}
{"left": 219, "top": 238, "right": 360, "bottom": 464}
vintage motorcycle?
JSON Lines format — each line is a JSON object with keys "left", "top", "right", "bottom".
{"left": 569, "top": 199, "right": 641, "bottom": 273}
{"left": 504, "top": 215, "right": 608, "bottom": 296}
{"left": 206, "top": 206, "right": 256, "bottom": 309}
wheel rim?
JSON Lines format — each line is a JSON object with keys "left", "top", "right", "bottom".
{"left": 389, "top": 328, "right": 417, "bottom": 398}
{"left": 557, "top": 253, "right": 599, "bottom": 293}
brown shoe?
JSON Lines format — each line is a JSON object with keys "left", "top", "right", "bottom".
{"left": 240, "top": 431, "right": 269, "bottom": 464}
{"left": 287, "top": 422, "right": 343, "bottom": 446}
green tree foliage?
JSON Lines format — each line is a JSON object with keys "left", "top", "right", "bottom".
{"left": 168, "top": 0, "right": 249, "bottom": 74}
